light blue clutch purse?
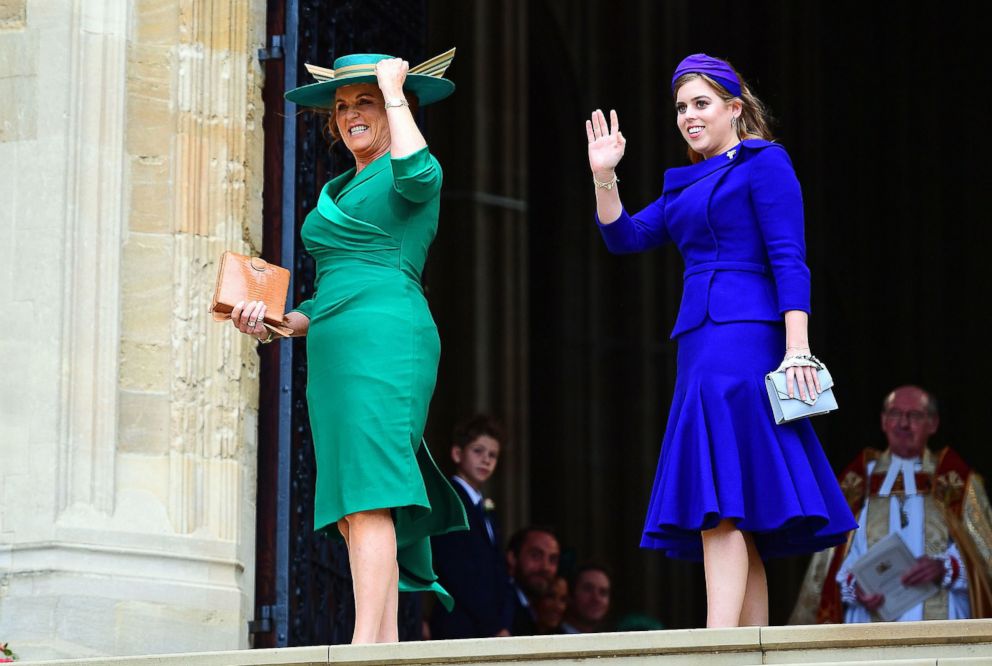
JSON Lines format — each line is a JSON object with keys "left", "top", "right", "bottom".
{"left": 764, "top": 356, "right": 838, "bottom": 424}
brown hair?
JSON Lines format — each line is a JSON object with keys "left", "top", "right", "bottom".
{"left": 673, "top": 69, "right": 773, "bottom": 164}
{"left": 507, "top": 525, "right": 558, "bottom": 557}
{"left": 568, "top": 561, "right": 613, "bottom": 591}
{"left": 452, "top": 413, "right": 505, "bottom": 449}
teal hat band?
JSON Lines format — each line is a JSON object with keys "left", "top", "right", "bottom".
{"left": 312, "top": 53, "right": 393, "bottom": 81}
{"left": 286, "top": 48, "right": 456, "bottom": 108}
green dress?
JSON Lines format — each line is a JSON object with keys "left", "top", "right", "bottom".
{"left": 292, "top": 146, "right": 468, "bottom": 608}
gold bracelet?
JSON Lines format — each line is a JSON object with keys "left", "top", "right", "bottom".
{"left": 593, "top": 172, "right": 619, "bottom": 190}
{"left": 258, "top": 330, "right": 275, "bottom": 345}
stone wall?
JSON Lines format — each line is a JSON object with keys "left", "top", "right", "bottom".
{"left": 0, "top": 0, "right": 267, "bottom": 658}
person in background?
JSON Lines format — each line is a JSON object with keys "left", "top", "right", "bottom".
{"left": 430, "top": 415, "right": 511, "bottom": 638}
{"left": 561, "top": 563, "right": 612, "bottom": 633}
{"left": 791, "top": 386, "right": 992, "bottom": 623}
{"left": 506, "top": 526, "right": 561, "bottom": 635}
{"left": 533, "top": 576, "right": 569, "bottom": 634}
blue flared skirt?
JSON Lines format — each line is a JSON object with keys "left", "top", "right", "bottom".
{"left": 640, "top": 318, "right": 857, "bottom": 560}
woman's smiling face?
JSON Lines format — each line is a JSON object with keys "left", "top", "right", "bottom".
{"left": 334, "top": 83, "right": 391, "bottom": 159}
{"left": 675, "top": 77, "right": 741, "bottom": 159}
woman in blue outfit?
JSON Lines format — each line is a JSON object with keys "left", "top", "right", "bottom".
{"left": 585, "top": 53, "right": 857, "bottom": 627}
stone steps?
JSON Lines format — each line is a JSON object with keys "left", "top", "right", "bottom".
{"left": 24, "top": 620, "right": 992, "bottom": 666}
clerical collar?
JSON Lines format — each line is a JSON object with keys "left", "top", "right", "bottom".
{"left": 878, "top": 454, "right": 922, "bottom": 497}
{"left": 452, "top": 475, "right": 484, "bottom": 506}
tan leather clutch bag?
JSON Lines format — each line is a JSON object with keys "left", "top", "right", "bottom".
{"left": 210, "top": 251, "right": 294, "bottom": 337}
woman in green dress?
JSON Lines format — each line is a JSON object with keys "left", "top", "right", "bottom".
{"left": 230, "top": 50, "right": 467, "bottom": 644}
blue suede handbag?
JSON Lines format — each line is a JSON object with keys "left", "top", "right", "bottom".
{"left": 764, "top": 356, "right": 838, "bottom": 424}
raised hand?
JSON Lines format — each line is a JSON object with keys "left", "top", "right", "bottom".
{"left": 586, "top": 109, "right": 626, "bottom": 175}
{"left": 375, "top": 57, "right": 409, "bottom": 99}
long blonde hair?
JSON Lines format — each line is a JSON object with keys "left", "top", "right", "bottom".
{"left": 673, "top": 70, "right": 773, "bottom": 164}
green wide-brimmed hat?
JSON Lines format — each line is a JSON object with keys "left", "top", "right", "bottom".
{"left": 285, "top": 48, "right": 456, "bottom": 109}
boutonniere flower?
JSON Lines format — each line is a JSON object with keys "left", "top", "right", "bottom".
{"left": 483, "top": 498, "right": 496, "bottom": 513}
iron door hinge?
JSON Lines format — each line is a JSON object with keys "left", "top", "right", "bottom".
{"left": 259, "top": 35, "right": 285, "bottom": 61}
{"left": 248, "top": 604, "right": 273, "bottom": 634}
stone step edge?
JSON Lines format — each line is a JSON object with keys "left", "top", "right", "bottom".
{"left": 22, "top": 619, "right": 992, "bottom": 666}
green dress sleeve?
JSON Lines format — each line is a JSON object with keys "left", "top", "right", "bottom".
{"left": 289, "top": 303, "right": 312, "bottom": 320}
{"left": 391, "top": 146, "right": 442, "bottom": 203}
{"left": 289, "top": 285, "right": 315, "bottom": 320}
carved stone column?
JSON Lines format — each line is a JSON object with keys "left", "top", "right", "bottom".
{"left": 0, "top": 0, "right": 266, "bottom": 659}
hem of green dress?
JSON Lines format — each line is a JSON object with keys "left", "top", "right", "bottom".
{"left": 313, "top": 499, "right": 432, "bottom": 539}
{"left": 399, "top": 575, "right": 455, "bottom": 612}
{"left": 312, "top": 502, "right": 460, "bottom": 613}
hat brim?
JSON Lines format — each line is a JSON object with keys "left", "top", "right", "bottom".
{"left": 285, "top": 74, "right": 455, "bottom": 108}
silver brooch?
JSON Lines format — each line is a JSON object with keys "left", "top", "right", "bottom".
{"left": 726, "top": 149, "right": 737, "bottom": 160}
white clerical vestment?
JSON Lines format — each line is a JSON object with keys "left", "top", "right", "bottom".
{"left": 837, "top": 454, "right": 970, "bottom": 622}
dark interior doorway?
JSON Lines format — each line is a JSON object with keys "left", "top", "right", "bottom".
{"left": 255, "top": 0, "right": 992, "bottom": 643}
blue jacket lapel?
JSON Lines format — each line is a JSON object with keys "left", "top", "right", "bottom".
{"left": 663, "top": 150, "right": 737, "bottom": 194}
{"left": 662, "top": 139, "right": 776, "bottom": 194}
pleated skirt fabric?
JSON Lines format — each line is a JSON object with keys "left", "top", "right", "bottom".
{"left": 640, "top": 318, "right": 857, "bottom": 560}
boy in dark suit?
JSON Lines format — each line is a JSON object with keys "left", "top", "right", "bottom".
{"left": 429, "top": 415, "right": 511, "bottom": 638}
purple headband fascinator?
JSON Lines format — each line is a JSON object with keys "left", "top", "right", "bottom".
{"left": 671, "top": 53, "right": 742, "bottom": 98}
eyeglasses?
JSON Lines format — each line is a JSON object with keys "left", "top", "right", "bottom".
{"left": 883, "top": 409, "right": 930, "bottom": 424}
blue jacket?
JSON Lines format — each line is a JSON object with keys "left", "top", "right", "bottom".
{"left": 598, "top": 139, "right": 810, "bottom": 338}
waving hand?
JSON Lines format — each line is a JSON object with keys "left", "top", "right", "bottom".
{"left": 586, "top": 109, "right": 626, "bottom": 174}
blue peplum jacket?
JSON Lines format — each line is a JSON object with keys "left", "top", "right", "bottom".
{"left": 597, "top": 139, "right": 811, "bottom": 339}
